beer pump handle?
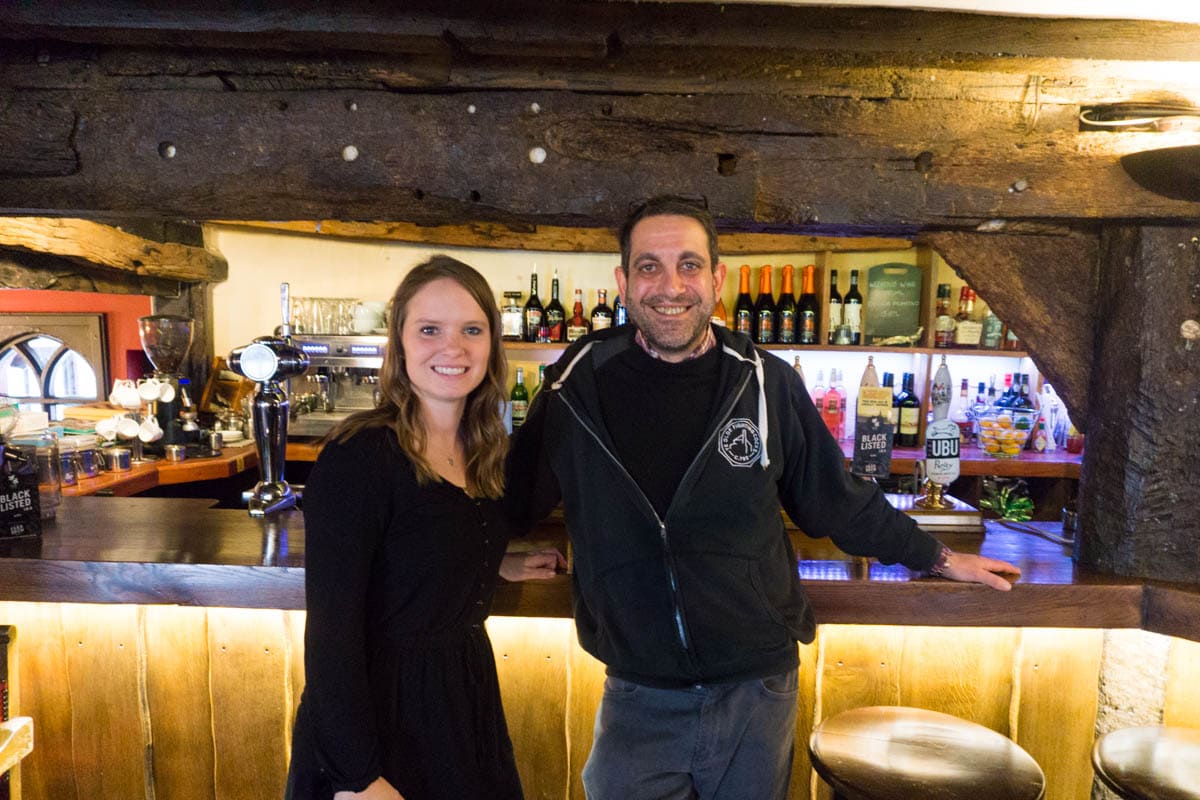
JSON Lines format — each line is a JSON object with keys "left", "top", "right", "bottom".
{"left": 280, "top": 282, "right": 292, "bottom": 341}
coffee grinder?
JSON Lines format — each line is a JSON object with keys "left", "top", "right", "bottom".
{"left": 228, "top": 284, "right": 310, "bottom": 517}
{"left": 138, "top": 314, "right": 194, "bottom": 447}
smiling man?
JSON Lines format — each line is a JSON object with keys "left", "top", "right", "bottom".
{"left": 508, "top": 196, "right": 1020, "bottom": 800}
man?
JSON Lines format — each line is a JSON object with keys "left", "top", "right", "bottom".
{"left": 507, "top": 196, "right": 1019, "bottom": 799}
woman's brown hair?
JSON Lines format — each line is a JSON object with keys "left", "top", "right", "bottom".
{"left": 329, "top": 255, "right": 508, "bottom": 499}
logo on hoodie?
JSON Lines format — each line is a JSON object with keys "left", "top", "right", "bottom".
{"left": 718, "top": 418, "right": 761, "bottom": 467}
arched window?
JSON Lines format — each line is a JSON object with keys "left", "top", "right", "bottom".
{"left": 0, "top": 314, "right": 107, "bottom": 421}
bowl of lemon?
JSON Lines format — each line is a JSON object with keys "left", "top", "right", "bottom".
{"left": 976, "top": 406, "right": 1037, "bottom": 458}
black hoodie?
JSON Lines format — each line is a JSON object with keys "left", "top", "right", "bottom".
{"left": 507, "top": 324, "right": 942, "bottom": 686}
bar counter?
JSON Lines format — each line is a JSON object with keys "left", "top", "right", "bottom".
{"left": 0, "top": 495, "right": 1192, "bottom": 642}
{"left": 2, "top": 495, "right": 1198, "bottom": 800}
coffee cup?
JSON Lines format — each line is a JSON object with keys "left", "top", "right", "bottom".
{"left": 116, "top": 415, "right": 140, "bottom": 439}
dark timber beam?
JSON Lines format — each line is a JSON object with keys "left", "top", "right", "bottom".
{"left": 1077, "top": 226, "right": 1200, "bottom": 582}
{"left": 923, "top": 230, "right": 1098, "bottom": 426}
{"left": 2, "top": 90, "right": 1199, "bottom": 228}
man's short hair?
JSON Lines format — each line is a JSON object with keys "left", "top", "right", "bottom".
{"left": 618, "top": 196, "right": 719, "bottom": 274}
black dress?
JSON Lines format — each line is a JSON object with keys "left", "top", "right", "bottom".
{"left": 286, "top": 427, "right": 523, "bottom": 800}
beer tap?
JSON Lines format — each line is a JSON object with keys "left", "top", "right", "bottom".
{"left": 228, "top": 283, "right": 310, "bottom": 517}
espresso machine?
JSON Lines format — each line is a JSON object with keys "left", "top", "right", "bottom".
{"left": 229, "top": 285, "right": 310, "bottom": 517}
{"left": 287, "top": 334, "right": 385, "bottom": 439}
{"left": 138, "top": 314, "right": 194, "bottom": 447}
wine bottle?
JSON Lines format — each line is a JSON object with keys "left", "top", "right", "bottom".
{"left": 844, "top": 269, "right": 863, "bottom": 345}
{"left": 522, "top": 271, "right": 543, "bottom": 343}
{"left": 544, "top": 270, "right": 566, "bottom": 342}
{"left": 733, "top": 265, "right": 754, "bottom": 337}
{"left": 934, "top": 283, "right": 955, "bottom": 348}
{"left": 792, "top": 355, "right": 805, "bottom": 384}
{"left": 590, "top": 289, "right": 614, "bottom": 331}
{"left": 510, "top": 367, "right": 530, "bottom": 430}
{"left": 896, "top": 372, "right": 921, "bottom": 447}
{"left": 776, "top": 265, "right": 797, "bottom": 344}
{"left": 827, "top": 269, "right": 843, "bottom": 344}
{"left": 797, "top": 264, "right": 820, "bottom": 345}
{"left": 883, "top": 371, "right": 899, "bottom": 434}
{"left": 752, "top": 264, "right": 776, "bottom": 344}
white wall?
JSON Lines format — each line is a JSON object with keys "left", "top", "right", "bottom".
{"left": 205, "top": 224, "right": 622, "bottom": 356}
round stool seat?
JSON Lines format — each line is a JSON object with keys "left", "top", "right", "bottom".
{"left": 809, "top": 706, "right": 1045, "bottom": 800}
{"left": 1092, "top": 725, "right": 1200, "bottom": 800}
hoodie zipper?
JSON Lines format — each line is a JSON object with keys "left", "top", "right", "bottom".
{"left": 558, "top": 365, "right": 756, "bottom": 656}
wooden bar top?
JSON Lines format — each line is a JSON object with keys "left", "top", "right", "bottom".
{"left": 61, "top": 442, "right": 259, "bottom": 496}
{"left": 0, "top": 496, "right": 1192, "bottom": 642}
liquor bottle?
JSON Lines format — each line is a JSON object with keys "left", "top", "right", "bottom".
{"left": 712, "top": 296, "right": 729, "bottom": 327}
{"left": 752, "top": 264, "right": 776, "bottom": 344}
{"left": 949, "top": 379, "right": 972, "bottom": 442}
{"left": 1017, "top": 373, "right": 1034, "bottom": 410}
{"left": 827, "top": 269, "right": 843, "bottom": 344}
{"left": 613, "top": 294, "right": 628, "bottom": 326}
{"left": 1003, "top": 323, "right": 1021, "bottom": 351}
{"left": 544, "top": 270, "right": 566, "bottom": 342}
{"left": 733, "top": 265, "right": 754, "bottom": 337}
{"left": 792, "top": 355, "right": 805, "bottom": 384}
{"left": 934, "top": 283, "right": 955, "bottom": 348}
{"left": 797, "top": 264, "right": 820, "bottom": 345}
{"left": 953, "top": 286, "right": 982, "bottom": 348}
{"left": 510, "top": 367, "right": 529, "bottom": 430}
{"left": 981, "top": 306, "right": 1003, "bottom": 349}
{"left": 501, "top": 289, "right": 525, "bottom": 341}
{"left": 522, "top": 271, "right": 543, "bottom": 343}
{"left": 811, "top": 368, "right": 826, "bottom": 409}
{"left": 776, "top": 265, "right": 798, "bottom": 344}
{"left": 844, "top": 270, "right": 863, "bottom": 345}
{"left": 896, "top": 372, "right": 921, "bottom": 447}
{"left": 930, "top": 355, "right": 952, "bottom": 421}
{"left": 590, "top": 289, "right": 614, "bottom": 331}
{"left": 566, "top": 288, "right": 591, "bottom": 342}
{"left": 861, "top": 356, "right": 879, "bottom": 388}
{"left": 822, "top": 372, "right": 842, "bottom": 439}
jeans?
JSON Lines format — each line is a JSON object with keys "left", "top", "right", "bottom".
{"left": 582, "top": 668, "right": 799, "bottom": 800}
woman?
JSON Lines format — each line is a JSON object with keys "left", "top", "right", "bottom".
{"left": 287, "top": 256, "right": 564, "bottom": 800}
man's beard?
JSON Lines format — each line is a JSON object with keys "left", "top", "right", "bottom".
{"left": 626, "top": 291, "right": 714, "bottom": 355}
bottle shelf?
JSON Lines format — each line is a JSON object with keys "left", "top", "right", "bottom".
{"left": 505, "top": 340, "right": 1029, "bottom": 361}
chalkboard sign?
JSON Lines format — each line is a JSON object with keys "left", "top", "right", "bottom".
{"left": 864, "top": 262, "right": 922, "bottom": 343}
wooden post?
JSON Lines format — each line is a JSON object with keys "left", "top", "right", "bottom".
{"left": 1076, "top": 226, "right": 1200, "bottom": 582}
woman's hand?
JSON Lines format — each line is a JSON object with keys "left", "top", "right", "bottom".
{"left": 334, "top": 776, "right": 403, "bottom": 800}
{"left": 500, "top": 549, "right": 567, "bottom": 581}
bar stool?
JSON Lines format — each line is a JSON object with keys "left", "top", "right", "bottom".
{"left": 809, "top": 706, "right": 1045, "bottom": 800}
{"left": 1092, "top": 725, "right": 1200, "bottom": 800}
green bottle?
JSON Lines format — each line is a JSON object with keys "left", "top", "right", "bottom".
{"left": 530, "top": 364, "right": 546, "bottom": 402}
{"left": 510, "top": 367, "right": 529, "bottom": 430}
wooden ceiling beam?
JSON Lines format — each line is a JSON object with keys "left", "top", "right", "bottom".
{"left": 2, "top": 89, "right": 1198, "bottom": 227}
{"left": 0, "top": 218, "right": 227, "bottom": 283}
{"left": 3, "top": 2, "right": 1200, "bottom": 64}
